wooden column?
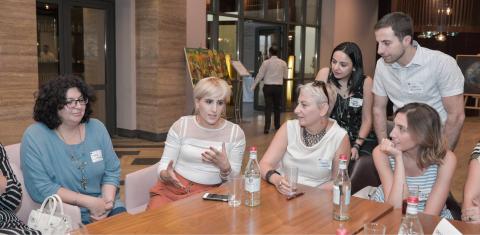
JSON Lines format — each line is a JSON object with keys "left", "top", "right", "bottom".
{"left": 135, "top": 0, "right": 187, "bottom": 141}
{"left": 0, "top": 0, "right": 37, "bottom": 144}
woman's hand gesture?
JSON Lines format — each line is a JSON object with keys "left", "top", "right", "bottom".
{"left": 160, "top": 160, "right": 185, "bottom": 189}
{"left": 379, "top": 138, "right": 402, "bottom": 158}
{"left": 202, "top": 143, "right": 230, "bottom": 172}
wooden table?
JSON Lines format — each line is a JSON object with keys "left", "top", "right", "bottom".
{"left": 374, "top": 209, "right": 480, "bottom": 234}
{"left": 87, "top": 182, "right": 392, "bottom": 234}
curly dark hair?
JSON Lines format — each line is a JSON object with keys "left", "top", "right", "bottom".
{"left": 33, "top": 75, "right": 96, "bottom": 129}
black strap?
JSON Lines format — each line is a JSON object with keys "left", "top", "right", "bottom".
{"left": 265, "top": 169, "right": 280, "bottom": 185}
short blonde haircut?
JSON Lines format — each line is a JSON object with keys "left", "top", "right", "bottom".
{"left": 297, "top": 81, "right": 337, "bottom": 115}
{"left": 194, "top": 77, "right": 231, "bottom": 102}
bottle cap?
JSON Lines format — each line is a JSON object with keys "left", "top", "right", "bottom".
{"left": 250, "top": 146, "right": 257, "bottom": 152}
{"left": 407, "top": 196, "right": 419, "bottom": 204}
{"left": 339, "top": 154, "right": 348, "bottom": 161}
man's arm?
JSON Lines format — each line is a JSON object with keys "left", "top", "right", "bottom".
{"left": 442, "top": 94, "right": 465, "bottom": 150}
{"left": 373, "top": 94, "right": 389, "bottom": 143}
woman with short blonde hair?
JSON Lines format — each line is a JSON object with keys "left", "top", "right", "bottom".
{"left": 148, "top": 77, "right": 245, "bottom": 209}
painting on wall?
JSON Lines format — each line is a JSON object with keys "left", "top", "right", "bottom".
{"left": 184, "top": 48, "right": 230, "bottom": 86}
{"left": 457, "top": 55, "right": 480, "bottom": 94}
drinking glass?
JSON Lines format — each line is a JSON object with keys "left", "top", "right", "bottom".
{"left": 228, "top": 175, "right": 242, "bottom": 207}
{"left": 283, "top": 166, "right": 298, "bottom": 196}
{"left": 363, "top": 222, "right": 386, "bottom": 235}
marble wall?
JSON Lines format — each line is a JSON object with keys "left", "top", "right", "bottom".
{"left": 0, "top": 0, "right": 37, "bottom": 144}
{"left": 135, "top": 0, "right": 187, "bottom": 139}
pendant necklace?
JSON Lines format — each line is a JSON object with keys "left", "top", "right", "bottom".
{"left": 57, "top": 125, "right": 88, "bottom": 191}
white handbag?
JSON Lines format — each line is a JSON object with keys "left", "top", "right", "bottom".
{"left": 28, "top": 194, "right": 73, "bottom": 235}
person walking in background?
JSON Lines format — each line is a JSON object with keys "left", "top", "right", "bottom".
{"left": 372, "top": 12, "right": 465, "bottom": 150}
{"left": 251, "top": 46, "right": 288, "bottom": 134}
{"left": 371, "top": 103, "right": 456, "bottom": 219}
{"left": 462, "top": 142, "right": 480, "bottom": 223}
{"left": 315, "top": 41, "right": 379, "bottom": 194}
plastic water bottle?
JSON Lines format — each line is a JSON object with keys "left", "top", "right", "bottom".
{"left": 333, "top": 154, "right": 351, "bottom": 221}
{"left": 398, "top": 196, "right": 424, "bottom": 235}
{"left": 244, "top": 146, "right": 261, "bottom": 207}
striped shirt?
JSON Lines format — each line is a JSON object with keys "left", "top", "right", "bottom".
{"left": 371, "top": 157, "right": 453, "bottom": 219}
{"left": 0, "top": 144, "right": 41, "bottom": 235}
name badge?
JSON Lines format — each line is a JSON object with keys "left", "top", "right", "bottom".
{"left": 418, "top": 188, "right": 431, "bottom": 201}
{"left": 407, "top": 81, "right": 424, "bottom": 94}
{"left": 318, "top": 159, "right": 332, "bottom": 170}
{"left": 349, "top": 97, "right": 363, "bottom": 107}
{"left": 90, "top": 150, "right": 103, "bottom": 163}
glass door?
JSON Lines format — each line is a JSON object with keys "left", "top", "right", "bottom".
{"left": 36, "top": 0, "right": 116, "bottom": 133}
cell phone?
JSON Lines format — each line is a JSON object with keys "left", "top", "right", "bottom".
{"left": 202, "top": 193, "right": 229, "bottom": 202}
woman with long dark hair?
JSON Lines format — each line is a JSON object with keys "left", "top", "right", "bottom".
{"left": 315, "top": 42, "right": 378, "bottom": 193}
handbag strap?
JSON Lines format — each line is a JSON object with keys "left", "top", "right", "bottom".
{"left": 52, "top": 194, "right": 65, "bottom": 215}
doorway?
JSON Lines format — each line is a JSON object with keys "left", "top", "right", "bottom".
{"left": 36, "top": 0, "right": 116, "bottom": 133}
{"left": 253, "top": 26, "right": 282, "bottom": 111}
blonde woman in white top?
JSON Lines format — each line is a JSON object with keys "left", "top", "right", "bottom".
{"left": 148, "top": 77, "right": 246, "bottom": 209}
{"left": 259, "top": 81, "right": 350, "bottom": 195}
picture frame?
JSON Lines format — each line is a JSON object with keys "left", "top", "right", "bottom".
{"left": 456, "top": 55, "right": 480, "bottom": 94}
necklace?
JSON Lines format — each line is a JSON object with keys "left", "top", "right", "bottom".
{"left": 57, "top": 125, "right": 88, "bottom": 191}
{"left": 302, "top": 127, "right": 327, "bottom": 147}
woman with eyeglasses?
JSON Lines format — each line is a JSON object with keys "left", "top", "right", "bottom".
{"left": 315, "top": 42, "right": 378, "bottom": 194}
{"left": 21, "top": 75, "right": 125, "bottom": 224}
{"left": 147, "top": 77, "right": 245, "bottom": 209}
{"left": 259, "top": 81, "right": 350, "bottom": 195}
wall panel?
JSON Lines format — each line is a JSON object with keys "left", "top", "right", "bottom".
{"left": 0, "top": 0, "right": 37, "bottom": 144}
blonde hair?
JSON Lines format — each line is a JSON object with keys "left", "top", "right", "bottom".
{"left": 297, "top": 81, "right": 337, "bottom": 115}
{"left": 395, "top": 103, "right": 447, "bottom": 169}
{"left": 194, "top": 77, "right": 231, "bottom": 102}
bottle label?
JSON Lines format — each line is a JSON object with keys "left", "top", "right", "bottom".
{"left": 333, "top": 185, "right": 350, "bottom": 205}
{"left": 245, "top": 177, "right": 260, "bottom": 192}
{"left": 339, "top": 161, "right": 347, "bottom": 170}
{"left": 406, "top": 204, "right": 418, "bottom": 215}
{"left": 333, "top": 185, "right": 340, "bottom": 205}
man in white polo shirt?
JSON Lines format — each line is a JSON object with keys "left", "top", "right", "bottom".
{"left": 373, "top": 12, "right": 465, "bottom": 150}
{"left": 251, "top": 46, "right": 288, "bottom": 134}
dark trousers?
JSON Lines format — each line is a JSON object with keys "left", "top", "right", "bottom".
{"left": 263, "top": 84, "right": 283, "bottom": 131}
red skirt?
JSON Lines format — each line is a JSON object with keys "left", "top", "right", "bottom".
{"left": 147, "top": 172, "right": 220, "bottom": 210}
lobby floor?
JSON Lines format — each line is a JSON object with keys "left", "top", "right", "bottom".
{"left": 113, "top": 103, "right": 480, "bottom": 204}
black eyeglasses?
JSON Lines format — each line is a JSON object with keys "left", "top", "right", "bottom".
{"left": 312, "top": 80, "right": 330, "bottom": 104}
{"left": 65, "top": 98, "right": 88, "bottom": 108}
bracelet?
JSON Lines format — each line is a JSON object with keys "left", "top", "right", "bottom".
{"left": 357, "top": 136, "right": 366, "bottom": 141}
{"left": 265, "top": 169, "right": 280, "bottom": 185}
{"left": 220, "top": 167, "right": 232, "bottom": 180}
{"left": 353, "top": 143, "right": 361, "bottom": 150}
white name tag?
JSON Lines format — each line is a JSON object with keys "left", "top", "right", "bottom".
{"left": 90, "top": 150, "right": 103, "bottom": 163}
{"left": 407, "top": 81, "right": 424, "bottom": 94}
{"left": 349, "top": 97, "right": 363, "bottom": 107}
{"left": 318, "top": 159, "right": 332, "bottom": 170}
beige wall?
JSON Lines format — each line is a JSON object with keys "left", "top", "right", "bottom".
{"left": 135, "top": 0, "right": 187, "bottom": 138}
{"left": 0, "top": 0, "right": 37, "bottom": 144}
{"left": 320, "top": 0, "right": 378, "bottom": 76}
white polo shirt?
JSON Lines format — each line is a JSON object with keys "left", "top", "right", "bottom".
{"left": 253, "top": 56, "right": 288, "bottom": 86}
{"left": 372, "top": 41, "right": 464, "bottom": 123}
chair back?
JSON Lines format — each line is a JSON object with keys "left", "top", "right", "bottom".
{"left": 125, "top": 163, "right": 159, "bottom": 214}
{"left": 5, "top": 143, "right": 82, "bottom": 225}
